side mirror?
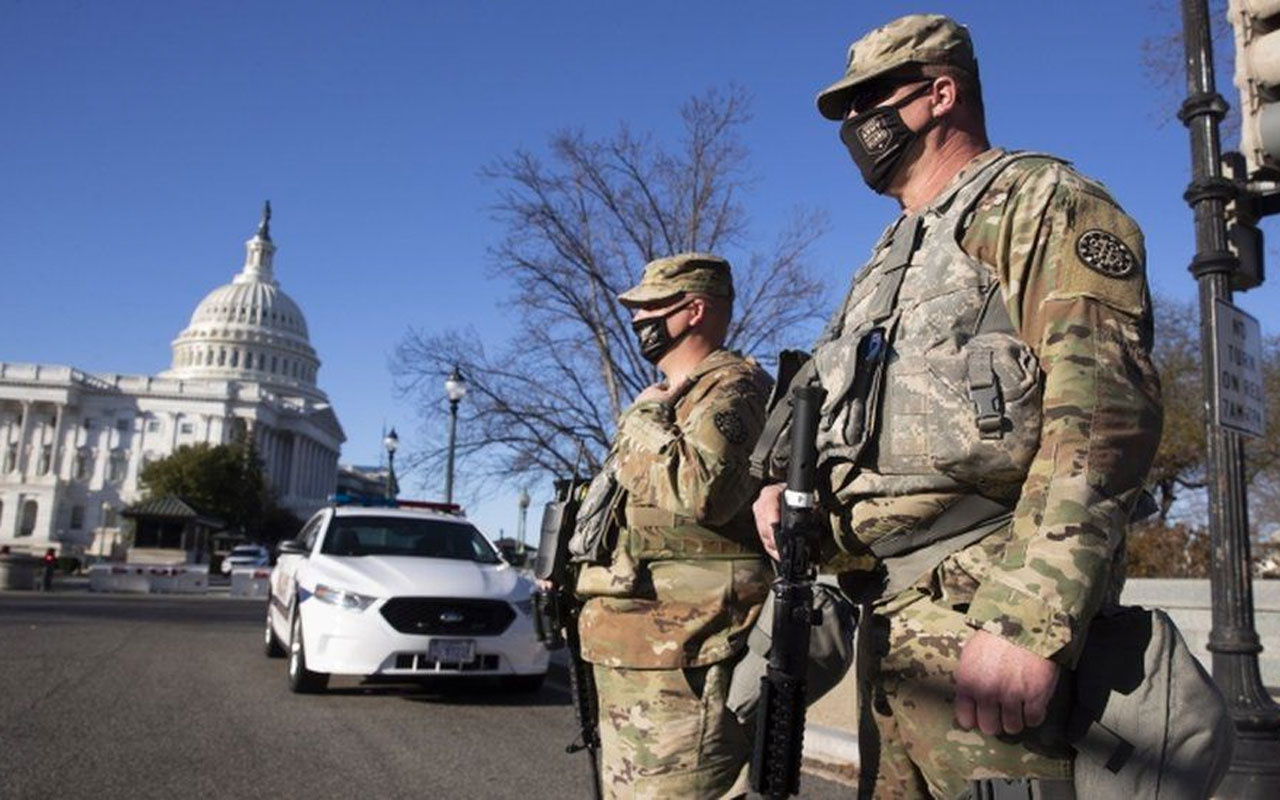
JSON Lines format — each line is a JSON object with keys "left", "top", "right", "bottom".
{"left": 277, "top": 540, "right": 309, "bottom": 557}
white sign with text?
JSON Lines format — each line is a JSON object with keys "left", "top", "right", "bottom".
{"left": 1213, "top": 299, "right": 1266, "bottom": 439}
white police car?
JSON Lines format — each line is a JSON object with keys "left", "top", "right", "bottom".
{"left": 264, "top": 497, "right": 549, "bottom": 694}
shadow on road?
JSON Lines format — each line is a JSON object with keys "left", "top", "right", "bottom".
{"left": 314, "top": 677, "right": 571, "bottom": 707}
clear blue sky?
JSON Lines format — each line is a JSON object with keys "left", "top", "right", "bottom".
{"left": 3, "top": 1, "right": 1275, "bottom": 541}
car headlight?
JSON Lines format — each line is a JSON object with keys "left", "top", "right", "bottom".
{"left": 313, "top": 583, "right": 377, "bottom": 612}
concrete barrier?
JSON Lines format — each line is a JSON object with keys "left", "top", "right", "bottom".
{"left": 230, "top": 567, "right": 271, "bottom": 599}
{"left": 88, "top": 563, "right": 209, "bottom": 594}
{"left": 0, "top": 555, "right": 41, "bottom": 590}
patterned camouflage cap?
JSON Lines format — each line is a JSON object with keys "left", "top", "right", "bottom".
{"left": 816, "top": 14, "right": 979, "bottom": 121}
{"left": 617, "top": 252, "right": 734, "bottom": 307}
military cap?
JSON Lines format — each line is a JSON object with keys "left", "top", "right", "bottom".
{"left": 816, "top": 14, "right": 979, "bottom": 121}
{"left": 617, "top": 252, "right": 734, "bottom": 307}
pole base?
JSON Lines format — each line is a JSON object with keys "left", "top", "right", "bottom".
{"left": 1217, "top": 727, "right": 1280, "bottom": 799}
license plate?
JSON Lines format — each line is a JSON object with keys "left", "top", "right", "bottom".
{"left": 427, "top": 639, "right": 475, "bottom": 663}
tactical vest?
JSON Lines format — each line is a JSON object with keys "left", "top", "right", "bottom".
{"left": 814, "top": 150, "right": 1050, "bottom": 501}
{"left": 573, "top": 356, "right": 766, "bottom": 568}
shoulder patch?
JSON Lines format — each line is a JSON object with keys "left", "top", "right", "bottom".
{"left": 714, "top": 410, "right": 748, "bottom": 444}
{"left": 1076, "top": 229, "right": 1137, "bottom": 278}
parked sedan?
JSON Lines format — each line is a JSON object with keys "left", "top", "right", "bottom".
{"left": 221, "top": 544, "right": 271, "bottom": 574}
{"left": 264, "top": 502, "right": 549, "bottom": 694}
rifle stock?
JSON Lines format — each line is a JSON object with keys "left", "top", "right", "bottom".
{"left": 750, "top": 384, "right": 827, "bottom": 798}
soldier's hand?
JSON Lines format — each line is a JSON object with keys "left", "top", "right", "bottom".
{"left": 634, "top": 378, "right": 691, "bottom": 405}
{"left": 752, "top": 483, "right": 785, "bottom": 561}
{"left": 954, "top": 630, "right": 1060, "bottom": 736}
{"left": 635, "top": 382, "right": 672, "bottom": 404}
{"left": 535, "top": 579, "right": 555, "bottom": 593}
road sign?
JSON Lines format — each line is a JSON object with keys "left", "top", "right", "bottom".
{"left": 1213, "top": 298, "right": 1267, "bottom": 438}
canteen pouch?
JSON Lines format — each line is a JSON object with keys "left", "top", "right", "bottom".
{"left": 920, "top": 328, "right": 1042, "bottom": 490}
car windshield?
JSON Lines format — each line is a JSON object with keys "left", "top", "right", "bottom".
{"left": 321, "top": 515, "right": 501, "bottom": 563}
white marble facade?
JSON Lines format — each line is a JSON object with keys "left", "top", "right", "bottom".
{"left": 0, "top": 205, "right": 345, "bottom": 557}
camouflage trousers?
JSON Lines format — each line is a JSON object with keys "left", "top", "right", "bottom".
{"left": 594, "top": 660, "right": 752, "bottom": 799}
{"left": 851, "top": 528, "right": 1074, "bottom": 800}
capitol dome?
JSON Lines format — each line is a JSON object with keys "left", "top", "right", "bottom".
{"left": 161, "top": 203, "right": 323, "bottom": 398}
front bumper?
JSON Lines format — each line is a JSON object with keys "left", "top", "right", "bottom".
{"left": 298, "top": 596, "right": 550, "bottom": 678}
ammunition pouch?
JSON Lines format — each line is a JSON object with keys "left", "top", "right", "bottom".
{"left": 568, "top": 458, "right": 625, "bottom": 566}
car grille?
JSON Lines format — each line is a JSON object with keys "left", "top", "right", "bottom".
{"left": 393, "top": 653, "right": 500, "bottom": 672}
{"left": 380, "top": 597, "right": 516, "bottom": 636}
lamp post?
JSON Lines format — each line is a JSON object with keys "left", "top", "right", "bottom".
{"left": 517, "top": 489, "right": 530, "bottom": 557}
{"left": 444, "top": 366, "right": 466, "bottom": 504}
{"left": 383, "top": 428, "right": 399, "bottom": 500}
{"left": 1180, "top": 1, "right": 1280, "bottom": 793}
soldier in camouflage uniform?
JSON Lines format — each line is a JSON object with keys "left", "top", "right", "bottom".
{"left": 752, "top": 14, "right": 1163, "bottom": 799}
{"left": 575, "top": 253, "right": 772, "bottom": 799}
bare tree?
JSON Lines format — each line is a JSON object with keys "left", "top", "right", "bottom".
{"left": 393, "top": 87, "right": 829, "bottom": 491}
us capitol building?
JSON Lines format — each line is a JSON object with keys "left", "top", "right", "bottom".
{"left": 0, "top": 204, "right": 345, "bottom": 558}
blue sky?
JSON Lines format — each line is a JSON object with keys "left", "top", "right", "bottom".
{"left": 3, "top": 1, "right": 1275, "bottom": 541}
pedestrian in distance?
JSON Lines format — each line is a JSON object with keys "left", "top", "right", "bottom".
{"left": 42, "top": 547, "right": 57, "bottom": 591}
{"left": 752, "top": 13, "right": 1162, "bottom": 799}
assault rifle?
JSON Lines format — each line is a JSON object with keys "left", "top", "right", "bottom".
{"left": 532, "top": 477, "right": 602, "bottom": 800}
{"left": 750, "top": 384, "right": 827, "bottom": 798}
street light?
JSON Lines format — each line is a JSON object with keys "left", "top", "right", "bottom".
{"left": 383, "top": 427, "right": 399, "bottom": 500}
{"left": 444, "top": 366, "right": 466, "bottom": 504}
{"left": 517, "top": 489, "right": 531, "bottom": 557}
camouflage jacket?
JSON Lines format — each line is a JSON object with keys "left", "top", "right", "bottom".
{"left": 824, "top": 149, "right": 1163, "bottom": 665}
{"left": 577, "top": 349, "right": 773, "bottom": 669}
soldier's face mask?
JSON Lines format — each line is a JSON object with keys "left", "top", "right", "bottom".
{"left": 840, "top": 81, "right": 935, "bottom": 194}
{"left": 632, "top": 298, "right": 695, "bottom": 364}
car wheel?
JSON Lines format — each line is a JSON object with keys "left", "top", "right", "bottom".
{"left": 501, "top": 673, "right": 546, "bottom": 693}
{"left": 288, "top": 610, "right": 329, "bottom": 693}
{"left": 264, "top": 598, "right": 286, "bottom": 658}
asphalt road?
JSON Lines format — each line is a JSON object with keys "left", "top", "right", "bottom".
{"left": 0, "top": 591, "right": 850, "bottom": 799}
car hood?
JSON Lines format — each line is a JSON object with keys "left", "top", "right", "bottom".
{"left": 309, "top": 555, "right": 526, "bottom": 600}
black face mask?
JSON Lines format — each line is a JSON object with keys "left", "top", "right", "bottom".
{"left": 632, "top": 300, "right": 693, "bottom": 364}
{"left": 839, "top": 81, "right": 935, "bottom": 194}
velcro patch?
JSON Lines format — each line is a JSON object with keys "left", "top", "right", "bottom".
{"left": 714, "top": 410, "right": 748, "bottom": 444}
{"left": 1075, "top": 229, "right": 1136, "bottom": 278}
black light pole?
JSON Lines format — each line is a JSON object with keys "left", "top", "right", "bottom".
{"left": 517, "top": 489, "right": 530, "bottom": 557}
{"left": 383, "top": 428, "right": 399, "bottom": 501}
{"left": 1179, "top": 1, "right": 1280, "bottom": 794}
{"left": 444, "top": 366, "right": 466, "bottom": 504}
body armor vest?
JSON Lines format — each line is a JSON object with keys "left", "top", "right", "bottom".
{"left": 814, "top": 150, "right": 1050, "bottom": 502}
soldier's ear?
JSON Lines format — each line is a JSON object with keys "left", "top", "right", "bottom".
{"left": 931, "top": 75, "right": 958, "bottom": 119}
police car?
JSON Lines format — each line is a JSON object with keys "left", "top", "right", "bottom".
{"left": 264, "top": 495, "right": 549, "bottom": 694}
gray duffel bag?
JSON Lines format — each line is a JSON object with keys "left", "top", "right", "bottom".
{"left": 727, "top": 582, "right": 857, "bottom": 725}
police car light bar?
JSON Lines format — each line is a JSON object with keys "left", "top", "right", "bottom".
{"left": 327, "top": 493, "right": 464, "bottom": 515}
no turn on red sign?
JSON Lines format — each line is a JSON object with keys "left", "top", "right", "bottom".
{"left": 1213, "top": 299, "right": 1267, "bottom": 439}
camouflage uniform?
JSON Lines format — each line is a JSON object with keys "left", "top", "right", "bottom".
{"left": 805, "top": 16, "right": 1163, "bottom": 800}
{"left": 575, "top": 254, "right": 773, "bottom": 799}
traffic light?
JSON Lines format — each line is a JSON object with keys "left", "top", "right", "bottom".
{"left": 1228, "top": 0, "right": 1280, "bottom": 177}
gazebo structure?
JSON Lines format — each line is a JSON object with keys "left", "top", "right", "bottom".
{"left": 120, "top": 496, "right": 224, "bottom": 564}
